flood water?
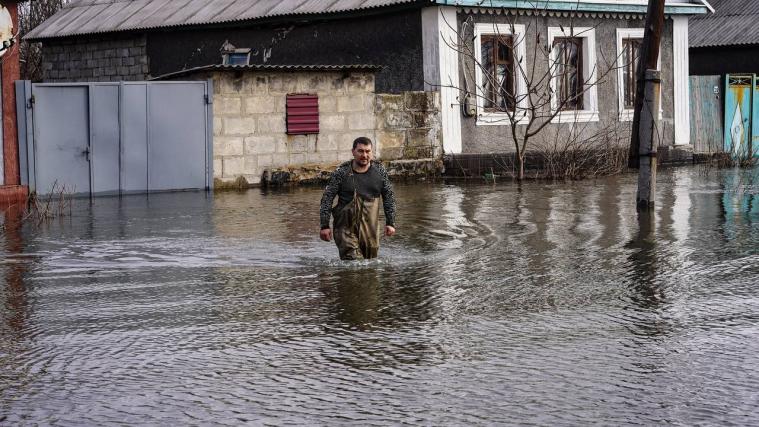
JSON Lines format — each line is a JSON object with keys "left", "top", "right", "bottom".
{"left": 1, "top": 166, "right": 758, "bottom": 425}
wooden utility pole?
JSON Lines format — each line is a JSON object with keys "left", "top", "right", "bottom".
{"left": 628, "top": 0, "right": 665, "bottom": 170}
{"left": 629, "top": 0, "right": 665, "bottom": 210}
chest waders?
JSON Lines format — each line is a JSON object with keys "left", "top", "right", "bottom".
{"left": 332, "top": 174, "right": 381, "bottom": 260}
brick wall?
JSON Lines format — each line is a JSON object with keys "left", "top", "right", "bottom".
{"left": 42, "top": 35, "right": 149, "bottom": 82}
{"left": 2, "top": 1, "right": 20, "bottom": 189}
{"left": 213, "top": 71, "right": 376, "bottom": 186}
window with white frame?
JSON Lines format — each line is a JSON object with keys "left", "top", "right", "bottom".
{"left": 547, "top": 26, "right": 598, "bottom": 123}
{"left": 616, "top": 28, "right": 661, "bottom": 121}
{"left": 481, "top": 34, "right": 515, "bottom": 111}
{"left": 553, "top": 37, "right": 584, "bottom": 110}
{"left": 474, "top": 23, "right": 528, "bottom": 125}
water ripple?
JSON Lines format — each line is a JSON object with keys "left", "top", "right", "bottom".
{"left": 1, "top": 167, "right": 759, "bottom": 424}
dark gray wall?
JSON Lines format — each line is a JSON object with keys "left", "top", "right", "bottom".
{"left": 690, "top": 45, "right": 759, "bottom": 76}
{"left": 42, "top": 34, "right": 149, "bottom": 82}
{"left": 39, "top": 8, "right": 425, "bottom": 92}
{"left": 146, "top": 9, "right": 425, "bottom": 93}
{"left": 458, "top": 12, "right": 676, "bottom": 154}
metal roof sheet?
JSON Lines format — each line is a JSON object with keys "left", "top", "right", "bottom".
{"left": 151, "top": 63, "right": 384, "bottom": 80}
{"left": 689, "top": 0, "right": 759, "bottom": 47}
{"left": 26, "top": 0, "right": 710, "bottom": 41}
{"left": 25, "top": 0, "right": 424, "bottom": 40}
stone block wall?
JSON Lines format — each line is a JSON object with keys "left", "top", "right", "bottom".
{"left": 213, "top": 71, "right": 377, "bottom": 186}
{"left": 42, "top": 35, "right": 149, "bottom": 82}
{"left": 375, "top": 91, "right": 442, "bottom": 160}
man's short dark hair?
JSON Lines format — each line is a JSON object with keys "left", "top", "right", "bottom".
{"left": 352, "top": 137, "right": 373, "bottom": 150}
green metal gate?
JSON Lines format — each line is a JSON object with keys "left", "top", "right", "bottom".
{"left": 724, "top": 74, "right": 759, "bottom": 159}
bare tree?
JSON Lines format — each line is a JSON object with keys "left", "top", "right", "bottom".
{"left": 441, "top": 3, "right": 630, "bottom": 180}
{"left": 18, "top": 0, "right": 68, "bottom": 81}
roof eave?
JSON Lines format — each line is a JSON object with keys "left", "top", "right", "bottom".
{"left": 691, "top": 42, "right": 759, "bottom": 49}
{"left": 699, "top": 0, "right": 715, "bottom": 14}
{"left": 433, "top": 0, "right": 708, "bottom": 15}
{"left": 151, "top": 64, "right": 385, "bottom": 81}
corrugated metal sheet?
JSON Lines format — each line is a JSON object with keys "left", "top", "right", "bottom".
{"left": 462, "top": 0, "right": 708, "bottom": 19}
{"left": 286, "top": 94, "right": 319, "bottom": 135}
{"left": 690, "top": 0, "right": 759, "bottom": 47}
{"left": 151, "top": 63, "right": 383, "bottom": 80}
{"left": 25, "top": 0, "right": 424, "bottom": 40}
{"left": 455, "top": 0, "right": 708, "bottom": 15}
{"left": 29, "top": 0, "right": 709, "bottom": 40}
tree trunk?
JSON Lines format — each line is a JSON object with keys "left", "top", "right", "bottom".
{"left": 517, "top": 154, "right": 525, "bottom": 181}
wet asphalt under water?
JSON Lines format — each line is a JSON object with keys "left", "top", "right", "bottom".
{"left": 1, "top": 166, "right": 758, "bottom": 425}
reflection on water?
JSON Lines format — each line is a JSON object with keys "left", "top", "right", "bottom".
{"left": 1, "top": 166, "right": 759, "bottom": 424}
{"left": 0, "top": 205, "right": 32, "bottom": 427}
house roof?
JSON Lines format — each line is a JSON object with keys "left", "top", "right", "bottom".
{"left": 151, "top": 63, "right": 384, "bottom": 80}
{"left": 25, "top": 0, "right": 427, "bottom": 41}
{"left": 690, "top": 0, "right": 759, "bottom": 48}
{"left": 26, "top": 0, "right": 711, "bottom": 41}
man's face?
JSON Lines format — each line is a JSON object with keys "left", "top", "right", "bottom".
{"left": 352, "top": 143, "right": 373, "bottom": 167}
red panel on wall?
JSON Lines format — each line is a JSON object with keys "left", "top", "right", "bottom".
{"left": 286, "top": 94, "right": 319, "bottom": 134}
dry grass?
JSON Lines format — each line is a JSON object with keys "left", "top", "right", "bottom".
{"left": 23, "top": 181, "right": 74, "bottom": 225}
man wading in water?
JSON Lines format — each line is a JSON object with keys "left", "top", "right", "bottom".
{"left": 319, "top": 137, "right": 396, "bottom": 260}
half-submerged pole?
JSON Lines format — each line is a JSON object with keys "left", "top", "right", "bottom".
{"left": 637, "top": 69, "right": 661, "bottom": 210}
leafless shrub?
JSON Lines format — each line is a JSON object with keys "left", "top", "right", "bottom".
{"left": 698, "top": 152, "right": 756, "bottom": 177}
{"left": 481, "top": 129, "right": 629, "bottom": 181}
{"left": 23, "top": 181, "right": 74, "bottom": 225}
{"left": 531, "top": 121, "right": 630, "bottom": 179}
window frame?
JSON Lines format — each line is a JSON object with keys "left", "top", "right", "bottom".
{"left": 552, "top": 37, "right": 585, "bottom": 111}
{"left": 547, "top": 26, "right": 599, "bottom": 123}
{"left": 621, "top": 37, "right": 641, "bottom": 110}
{"left": 615, "top": 28, "right": 662, "bottom": 122}
{"left": 480, "top": 34, "right": 516, "bottom": 112}
{"left": 474, "top": 23, "right": 529, "bottom": 126}
{"left": 222, "top": 48, "right": 252, "bottom": 66}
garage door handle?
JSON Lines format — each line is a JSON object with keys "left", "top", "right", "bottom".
{"left": 82, "top": 147, "right": 91, "bottom": 161}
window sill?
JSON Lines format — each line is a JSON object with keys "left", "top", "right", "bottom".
{"left": 550, "top": 110, "right": 599, "bottom": 123}
{"left": 476, "top": 111, "right": 530, "bottom": 126}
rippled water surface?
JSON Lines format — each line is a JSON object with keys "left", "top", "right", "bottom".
{"left": 2, "top": 166, "right": 759, "bottom": 425}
